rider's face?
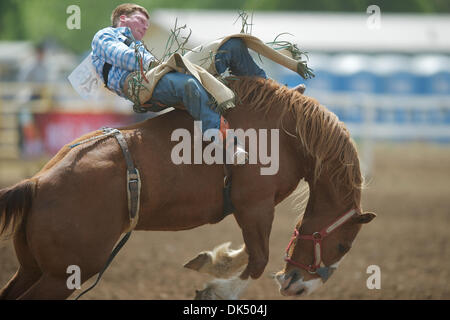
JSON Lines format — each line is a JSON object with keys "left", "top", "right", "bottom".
{"left": 118, "top": 12, "right": 149, "bottom": 41}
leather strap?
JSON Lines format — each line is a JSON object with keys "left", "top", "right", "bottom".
{"left": 102, "top": 128, "right": 140, "bottom": 227}
{"left": 102, "top": 63, "right": 112, "bottom": 88}
{"left": 75, "top": 231, "right": 132, "bottom": 300}
{"left": 222, "top": 164, "right": 235, "bottom": 216}
{"left": 74, "top": 127, "right": 140, "bottom": 299}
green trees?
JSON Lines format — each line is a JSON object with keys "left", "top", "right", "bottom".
{"left": 0, "top": 0, "right": 448, "bottom": 53}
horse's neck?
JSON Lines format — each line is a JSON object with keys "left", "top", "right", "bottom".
{"left": 229, "top": 104, "right": 309, "bottom": 202}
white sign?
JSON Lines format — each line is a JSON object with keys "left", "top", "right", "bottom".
{"left": 68, "top": 54, "right": 105, "bottom": 100}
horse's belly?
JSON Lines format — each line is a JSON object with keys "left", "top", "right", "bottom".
{"left": 135, "top": 164, "right": 227, "bottom": 231}
{"left": 137, "top": 198, "right": 225, "bottom": 231}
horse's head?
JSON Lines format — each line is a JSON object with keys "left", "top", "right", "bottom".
{"left": 274, "top": 107, "right": 376, "bottom": 296}
{"left": 225, "top": 77, "right": 376, "bottom": 296}
{"left": 275, "top": 204, "right": 376, "bottom": 296}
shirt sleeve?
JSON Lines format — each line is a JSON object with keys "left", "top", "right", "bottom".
{"left": 92, "top": 28, "right": 153, "bottom": 72}
{"left": 141, "top": 48, "right": 156, "bottom": 71}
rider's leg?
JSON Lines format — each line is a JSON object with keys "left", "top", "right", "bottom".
{"left": 215, "top": 38, "right": 307, "bottom": 94}
{"left": 149, "top": 71, "right": 221, "bottom": 132}
{"left": 148, "top": 71, "right": 248, "bottom": 164}
{"left": 215, "top": 38, "right": 267, "bottom": 78}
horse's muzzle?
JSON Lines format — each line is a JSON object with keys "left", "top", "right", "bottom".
{"left": 275, "top": 269, "right": 323, "bottom": 296}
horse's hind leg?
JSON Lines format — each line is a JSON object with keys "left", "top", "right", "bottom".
{"left": 184, "top": 242, "right": 248, "bottom": 278}
{"left": 0, "top": 267, "right": 41, "bottom": 300}
{"left": 0, "top": 227, "right": 42, "bottom": 300}
{"left": 17, "top": 273, "right": 74, "bottom": 300}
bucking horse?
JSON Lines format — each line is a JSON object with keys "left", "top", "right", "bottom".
{"left": 0, "top": 77, "right": 375, "bottom": 299}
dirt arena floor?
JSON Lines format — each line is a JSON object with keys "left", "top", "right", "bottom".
{"left": 0, "top": 142, "right": 449, "bottom": 300}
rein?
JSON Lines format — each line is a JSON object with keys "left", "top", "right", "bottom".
{"left": 284, "top": 208, "right": 357, "bottom": 282}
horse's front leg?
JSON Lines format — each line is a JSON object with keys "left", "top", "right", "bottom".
{"left": 234, "top": 201, "right": 275, "bottom": 280}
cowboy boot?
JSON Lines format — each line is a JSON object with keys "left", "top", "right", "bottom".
{"left": 219, "top": 116, "right": 249, "bottom": 165}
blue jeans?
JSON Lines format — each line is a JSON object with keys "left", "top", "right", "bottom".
{"left": 215, "top": 38, "right": 267, "bottom": 77}
{"left": 149, "top": 38, "right": 266, "bottom": 132}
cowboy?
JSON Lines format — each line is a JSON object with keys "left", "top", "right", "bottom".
{"left": 92, "top": 4, "right": 307, "bottom": 165}
{"left": 91, "top": 4, "right": 267, "bottom": 164}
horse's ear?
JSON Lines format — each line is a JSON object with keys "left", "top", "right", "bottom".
{"left": 352, "top": 212, "right": 376, "bottom": 224}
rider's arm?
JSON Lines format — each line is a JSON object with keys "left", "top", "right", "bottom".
{"left": 92, "top": 28, "right": 154, "bottom": 72}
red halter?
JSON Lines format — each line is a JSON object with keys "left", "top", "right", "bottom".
{"left": 285, "top": 208, "right": 357, "bottom": 274}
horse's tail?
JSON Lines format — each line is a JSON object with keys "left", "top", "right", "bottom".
{"left": 0, "top": 179, "right": 36, "bottom": 239}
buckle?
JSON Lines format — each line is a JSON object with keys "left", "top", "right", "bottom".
{"left": 312, "top": 232, "right": 322, "bottom": 240}
{"left": 128, "top": 175, "right": 139, "bottom": 182}
{"left": 128, "top": 171, "right": 139, "bottom": 189}
{"left": 307, "top": 265, "right": 317, "bottom": 274}
{"left": 102, "top": 127, "right": 120, "bottom": 135}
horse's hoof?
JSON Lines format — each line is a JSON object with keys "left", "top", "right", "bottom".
{"left": 194, "top": 288, "right": 214, "bottom": 300}
{"left": 184, "top": 252, "right": 212, "bottom": 271}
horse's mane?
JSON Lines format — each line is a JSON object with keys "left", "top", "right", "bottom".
{"left": 227, "top": 77, "right": 363, "bottom": 207}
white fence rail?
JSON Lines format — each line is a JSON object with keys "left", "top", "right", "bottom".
{"left": 310, "top": 91, "right": 450, "bottom": 139}
{"left": 309, "top": 90, "right": 450, "bottom": 176}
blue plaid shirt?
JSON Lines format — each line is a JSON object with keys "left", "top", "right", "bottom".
{"left": 91, "top": 26, "right": 155, "bottom": 97}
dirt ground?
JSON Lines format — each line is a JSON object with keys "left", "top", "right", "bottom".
{"left": 0, "top": 142, "right": 449, "bottom": 300}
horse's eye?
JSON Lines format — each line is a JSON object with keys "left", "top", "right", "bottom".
{"left": 338, "top": 244, "right": 350, "bottom": 253}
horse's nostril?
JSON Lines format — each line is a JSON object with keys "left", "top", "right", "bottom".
{"left": 285, "top": 270, "right": 300, "bottom": 290}
{"left": 291, "top": 270, "right": 300, "bottom": 282}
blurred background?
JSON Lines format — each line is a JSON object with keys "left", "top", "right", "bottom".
{"left": 0, "top": 0, "right": 449, "bottom": 299}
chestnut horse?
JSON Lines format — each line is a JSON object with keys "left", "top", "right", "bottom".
{"left": 0, "top": 77, "right": 375, "bottom": 299}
